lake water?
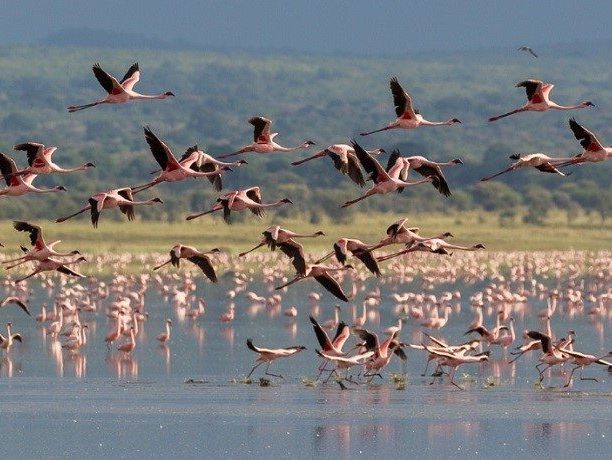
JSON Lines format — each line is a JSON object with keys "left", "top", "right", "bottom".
{"left": 0, "top": 270, "right": 610, "bottom": 459}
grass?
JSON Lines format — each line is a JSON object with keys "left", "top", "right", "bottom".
{"left": 0, "top": 211, "right": 610, "bottom": 257}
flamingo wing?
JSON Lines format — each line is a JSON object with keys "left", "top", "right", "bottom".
{"left": 351, "top": 140, "right": 388, "bottom": 183}
{"left": 346, "top": 154, "right": 366, "bottom": 187}
{"left": 332, "top": 321, "right": 350, "bottom": 349}
{"left": 13, "top": 221, "right": 44, "bottom": 247}
{"left": 120, "top": 63, "right": 140, "bottom": 91}
{"left": 354, "top": 250, "right": 381, "bottom": 276}
{"left": 390, "top": 77, "right": 415, "bottom": 118}
{"left": 92, "top": 63, "right": 123, "bottom": 95}
{"left": 0, "top": 153, "right": 18, "bottom": 185}
{"left": 144, "top": 126, "right": 180, "bottom": 170}
{"left": 187, "top": 255, "right": 218, "bottom": 282}
{"left": 56, "top": 265, "right": 84, "bottom": 278}
{"left": 278, "top": 240, "right": 306, "bottom": 276}
{"left": 313, "top": 273, "right": 349, "bottom": 302}
{"left": 14, "top": 142, "right": 44, "bottom": 167}
{"left": 568, "top": 118, "right": 604, "bottom": 152}
{"left": 353, "top": 328, "right": 379, "bottom": 351}
{"left": 309, "top": 316, "right": 333, "bottom": 350}
{"left": 249, "top": 117, "right": 272, "bottom": 143}
{"left": 515, "top": 79, "right": 542, "bottom": 102}
{"left": 413, "top": 164, "right": 451, "bottom": 196}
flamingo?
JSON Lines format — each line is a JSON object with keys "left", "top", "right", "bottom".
{"left": 367, "top": 217, "right": 453, "bottom": 252}
{"left": 0, "top": 153, "right": 67, "bottom": 197}
{"left": 291, "top": 144, "right": 385, "bottom": 187}
{"left": 131, "top": 127, "right": 233, "bottom": 194}
{"left": 14, "top": 256, "right": 87, "bottom": 284}
{"left": 246, "top": 338, "right": 307, "bottom": 379}
{"left": 316, "top": 238, "right": 381, "bottom": 277}
{"left": 0, "top": 323, "right": 23, "bottom": 353}
{"left": 378, "top": 240, "right": 485, "bottom": 262}
{"left": 360, "top": 77, "right": 461, "bottom": 135}
{"left": 488, "top": 79, "right": 594, "bottom": 122}
{"left": 11, "top": 142, "right": 95, "bottom": 176}
{"left": 480, "top": 153, "right": 577, "bottom": 181}
{"left": 104, "top": 318, "right": 123, "bottom": 349}
{"left": 185, "top": 186, "right": 292, "bottom": 223}
{"left": 0, "top": 297, "right": 31, "bottom": 316}
{"left": 156, "top": 319, "right": 172, "bottom": 344}
{"left": 553, "top": 118, "right": 612, "bottom": 167}
{"left": 218, "top": 117, "right": 315, "bottom": 159}
{"left": 3, "top": 221, "right": 81, "bottom": 269}
{"left": 239, "top": 226, "right": 324, "bottom": 276}
{"left": 340, "top": 142, "right": 432, "bottom": 208}
{"left": 386, "top": 152, "right": 463, "bottom": 196}
{"left": 422, "top": 344, "right": 489, "bottom": 389}
{"left": 561, "top": 349, "right": 612, "bottom": 387}
{"left": 55, "top": 187, "right": 163, "bottom": 227}
{"left": 353, "top": 327, "right": 407, "bottom": 380}
{"left": 525, "top": 330, "right": 571, "bottom": 382}
{"left": 67, "top": 62, "right": 174, "bottom": 112}
{"left": 275, "top": 264, "right": 355, "bottom": 302}
{"left": 153, "top": 245, "right": 220, "bottom": 283}
{"left": 117, "top": 327, "right": 137, "bottom": 354}
{"left": 148, "top": 149, "right": 247, "bottom": 191}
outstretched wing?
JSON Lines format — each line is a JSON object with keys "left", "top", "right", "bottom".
{"left": 120, "top": 63, "right": 140, "bottom": 90}
{"left": 345, "top": 154, "right": 366, "bottom": 187}
{"left": 13, "top": 221, "right": 44, "bottom": 247}
{"left": 390, "top": 77, "right": 415, "bottom": 118}
{"left": 515, "top": 79, "right": 542, "bottom": 102}
{"left": 278, "top": 240, "right": 306, "bottom": 276}
{"left": 351, "top": 140, "right": 387, "bottom": 183}
{"left": 187, "top": 255, "right": 218, "bottom": 282}
{"left": 144, "top": 126, "right": 179, "bottom": 170}
{"left": 0, "top": 153, "right": 18, "bottom": 186}
{"left": 413, "top": 164, "right": 451, "bottom": 196}
{"left": 93, "top": 63, "right": 122, "bottom": 95}
{"left": 117, "top": 188, "right": 135, "bottom": 221}
{"left": 313, "top": 273, "right": 349, "bottom": 302}
{"left": 249, "top": 117, "right": 272, "bottom": 143}
{"left": 568, "top": 118, "right": 604, "bottom": 152}
{"left": 14, "top": 142, "right": 44, "bottom": 167}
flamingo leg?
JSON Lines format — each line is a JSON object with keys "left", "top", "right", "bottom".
{"left": 480, "top": 166, "right": 516, "bottom": 181}
{"left": 247, "top": 361, "right": 264, "bottom": 378}
{"left": 153, "top": 259, "right": 172, "bottom": 271}
{"left": 264, "top": 362, "right": 283, "bottom": 379}
{"left": 488, "top": 107, "right": 527, "bottom": 122}
{"left": 67, "top": 102, "right": 102, "bottom": 112}
{"left": 360, "top": 126, "right": 393, "bottom": 136}
{"left": 238, "top": 242, "right": 265, "bottom": 257}
{"left": 56, "top": 206, "right": 91, "bottom": 223}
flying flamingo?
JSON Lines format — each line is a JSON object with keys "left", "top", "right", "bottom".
{"left": 148, "top": 149, "right": 247, "bottom": 191}
{"left": 185, "top": 186, "right": 292, "bottom": 223}
{"left": 367, "top": 217, "right": 453, "bottom": 252}
{"left": 55, "top": 187, "right": 163, "bottom": 227}
{"left": 310, "top": 315, "right": 351, "bottom": 378}
{"left": 340, "top": 141, "right": 432, "bottom": 208}
{"left": 488, "top": 79, "right": 594, "bottom": 122}
{"left": 353, "top": 327, "right": 407, "bottom": 380}
{"left": 0, "top": 153, "right": 67, "bottom": 197}
{"left": 218, "top": 117, "right": 315, "bottom": 159}
{"left": 67, "top": 62, "right": 174, "bottom": 112}
{"left": 518, "top": 46, "right": 538, "bottom": 58}
{"left": 0, "top": 297, "right": 31, "bottom": 316}
{"left": 561, "top": 349, "right": 612, "bottom": 387}
{"left": 386, "top": 152, "right": 463, "bottom": 196}
{"left": 3, "top": 221, "right": 81, "bottom": 269}
{"left": 275, "top": 264, "right": 355, "bottom": 302}
{"left": 239, "top": 226, "right": 325, "bottom": 275}
{"left": 246, "top": 338, "right": 307, "bottom": 379}
{"left": 360, "top": 77, "right": 461, "bottom": 136}
{"left": 153, "top": 245, "right": 220, "bottom": 283}
{"left": 525, "top": 330, "right": 571, "bottom": 382}
{"left": 14, "top": 256, "right": 87, "bottom": 284}
{"left": 480, "top": 153, "right": 575, "bottom": 181}
{"left": 132, "top": 127, "right": 234, "bottom": 194}
{"left": 11, "top": 142, "right": 95, "bottom": 176}
{"left": 316, "top": 238, "right": 381, "bottom": 277}
{"left": 292, "top": 144, "right": 385, "bottom": 187}
{"left": 377, "top": 240, "right": 485, "bottom": 262}
{"left": 553, "top": 118, "right": 612, "bottom": 167}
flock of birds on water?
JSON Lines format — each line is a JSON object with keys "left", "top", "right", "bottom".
{"left": 0, "top": 46, "right": 610, "bottom": 390}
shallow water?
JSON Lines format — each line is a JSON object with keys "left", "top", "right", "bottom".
{"left": 0, "top": 275, "right": 610, "bottom": 458}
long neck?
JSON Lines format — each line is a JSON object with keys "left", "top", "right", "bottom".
{"left": 256, "top": 200, "right": 288, "bottom": 209}
{"left": 549, "top": 101, "right": 588, "bottom": 110}
{"left": 396, "top": 177, "right": 431, "bottom": 188}
{"left": 132, "top": 198, "right": 160, "bottom": 206}
{"left": 275, "top": 143, "right": 308, "bottom": 152}
{"left": 28, "top": 185, "right": 61, "bottom": 193}
{"left": 131, "top": 92, "right": 170, "bottom": 100}
{"left": 293, "top": 232, "right": 323, "bottom": 238}
{"left": 419, "top": 118, "right": 454, "bottom": 126}
{"left": 166, "top": 323, "right": 171, "bottom": 338}
{"left": 56, "top": 164, "right": 89, "bottom": 173}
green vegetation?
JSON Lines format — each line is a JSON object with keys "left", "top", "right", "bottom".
{"left": 0, "top": 45, "right": 610, "bottom": 229}
{"left": 1, "top": 210, "right": 609, "bottom": 256}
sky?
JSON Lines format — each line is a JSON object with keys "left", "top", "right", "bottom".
{"left": 2, "top": 1, "right": 612, "bottom": 55}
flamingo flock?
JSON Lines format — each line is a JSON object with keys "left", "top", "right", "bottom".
{"left": 0, "top": 51, "right": 610, "bottom": 390}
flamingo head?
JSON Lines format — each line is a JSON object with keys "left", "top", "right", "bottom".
{"left": 152, "top": 198, "right": 164, "bottom": 204}
{"left": 56, "top": 186, "right": 67, "bottom": 191}
{"left": 70, "top": 250, "right": 81, "bottom": 255}
{"left": 583, "top": 101, "right": 595, "bottom": 107}
{"left": 85, "top": 162, "right": 96, "bottom": 168}
{"left": 281, "top": 198, "right": 293, "bottom": 204}
{"left": 450, "top": 118, "right": 461, "bottom": 124}
{"left": 314, "top": 231, "right": 325, "bottom": 236}
{"left": 442, "top": 232, "right": 454, "bottom": 238}
{"left": 473, "top": 243, "right": 486, "bottom": 250}
{"left": 451, "top": 158, "right": 463, "bottom": 165}
{"left": 164, "top": 91, "right": 175, "bottom": 97}
{"left": 304, "top": 140, "right": 317, "bottom": 146}
{"left": 235, "top": 160, "right": 248, "bottom": 165}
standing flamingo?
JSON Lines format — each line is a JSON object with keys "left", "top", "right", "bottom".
{"left": 218, "top": 117, "right": 315, "bottom": 158}
{"left": 67, "top": 62, "right": 174, "bottom": 112}
{"left": 488, "top": 79, "right": 594, "bottom": 122}
{"left": 360, "top": 77, "right": 461, "bottom": 136}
